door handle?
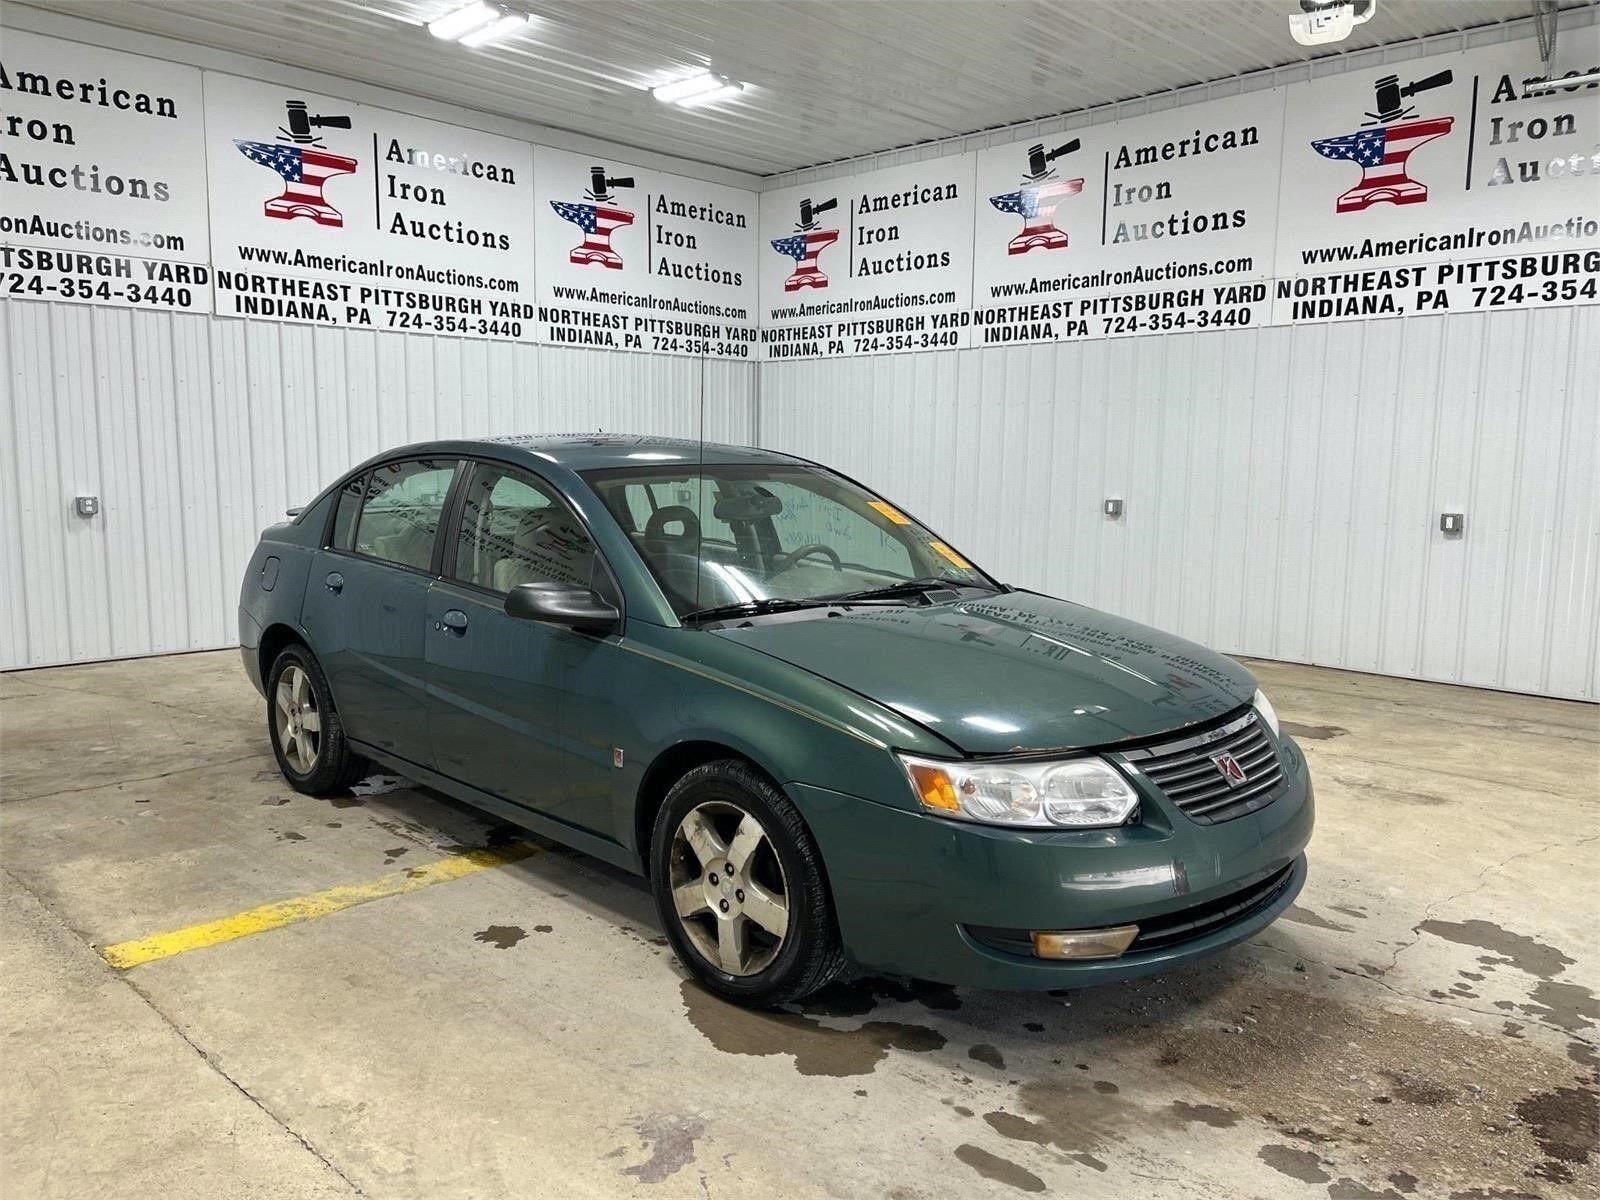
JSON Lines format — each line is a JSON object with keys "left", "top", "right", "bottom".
{"left": 325, "top": 572, "right": 344, "bottom": 594}
{"left": 438, "top": 609, "right": 469, "bottom": 635}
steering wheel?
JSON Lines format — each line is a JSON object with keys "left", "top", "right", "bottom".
{"left": 772, "top": 542, "right": 842, "bottom": 572}
{"left": 644, "top": 505, "right": 700, "bottom": 544}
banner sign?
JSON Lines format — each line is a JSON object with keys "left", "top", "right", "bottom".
{"left": 0, "top": 31, "right": 212, "bottom": 314}
{"left": 206, "top": 71, "right": 537, "bottom": 340}
{"left": 533, "top": 146, "right": 757, "bottom": 358}
{"left": 2, "top": 28, "right": 1595, "bottom": 354}
{"left": 758, "top": 153, "right": 977, "bottom": 359}
{"left": 972, "top": 90, "right": 1283, "bottom": 346}
{"left": 1273, "top": 28, "right": 1600, "bottom": 324}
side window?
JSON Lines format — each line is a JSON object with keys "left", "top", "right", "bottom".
{"left": 765, "top": 481, "right": 914, "bottom": 576}
{"left": 452, "top": 463, "right": 601, "bottom": 595}
{"left": 330, "top": 471, "right": 368, "bottom": 551}
{"left": 353, "top": 459, "right": 457, "bottom": 570}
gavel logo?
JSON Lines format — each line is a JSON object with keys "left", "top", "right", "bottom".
{"left": 587, "top": 167, "right": 635, "bottom": 203}
{"left": 279, "top": 100, "right": 353, "bottom": 146}
{"left": 1025, "top": 138, "right": 1080, "bottom": 182}
{"left": 1365, "top": 70, "right": 1454, "bottom": 125}
{"left": 798, "top": 196, "right": 838, "bottom": 231}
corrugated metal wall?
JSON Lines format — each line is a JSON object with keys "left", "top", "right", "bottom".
{"left": 0, "top": 301, "right": 753, "bottom": 670}
{"left": 758, "top": 307, "right": 1600, "bottom": 701}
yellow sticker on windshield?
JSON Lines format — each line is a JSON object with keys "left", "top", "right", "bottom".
{"left": 929, "top": 541, "right": 973, "bottom": 569}
{"left": 868, "top": 500, "right": 911, "bottom": 525}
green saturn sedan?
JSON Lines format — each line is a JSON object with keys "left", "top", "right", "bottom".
{"left": 240, "top": 434, "right": 1313, "bottom": 1006}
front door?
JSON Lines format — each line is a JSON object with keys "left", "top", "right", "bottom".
{"left": 301, "top": 457, "right": 459, "bottom": 768}
{"left": 424, "top": 461, "right": 618, "bottom": 835}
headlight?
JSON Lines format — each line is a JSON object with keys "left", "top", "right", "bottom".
{"left": 898, "top": 753, "right": 1139, "bottom": 828}
{"left": 1252, "top": 688, "right": 1281, "bottom": 737}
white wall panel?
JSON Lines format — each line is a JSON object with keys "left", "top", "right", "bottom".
{"left": 0, "top": 301, "right": 754, "bottom": 670}
{"left": 759, "top": 308, "right": 1600, "bottom": 701}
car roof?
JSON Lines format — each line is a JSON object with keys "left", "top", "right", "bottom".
{"left": 410, "top": 433, "right": 812, "bottom": 472}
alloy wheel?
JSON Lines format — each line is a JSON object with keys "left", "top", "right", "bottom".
{"left": 668, "top": 800, "right": 791, "bottom": 976}
{"left": 274, "top": 664, "right": 322, "bottom": 774}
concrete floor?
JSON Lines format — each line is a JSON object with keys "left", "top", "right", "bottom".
{"left": 1, "top": 651, "right": 1595, "bottom": 1200}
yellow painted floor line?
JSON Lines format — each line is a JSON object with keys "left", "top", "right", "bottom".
{"left": 100, "top": 842, "right": 542, "bottom": 970}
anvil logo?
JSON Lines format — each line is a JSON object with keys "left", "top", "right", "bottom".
{"left": 989, "top": 139, "right": 1083, "bottom": 255}
{"left": 553, "top": 165, "right": 636, "bottom": 270}
{"left": 235, "top": 100, "right": 357, "bottom": 227}
{"left": 771, "top": 196, "right": 840, "bottom": 291}
{"left": 1311, "top": 70, "right": 1455, "bottom": 213}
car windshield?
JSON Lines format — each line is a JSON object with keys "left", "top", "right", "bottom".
{"left": 584, "top": 463, "right": 998, "bottom": 618}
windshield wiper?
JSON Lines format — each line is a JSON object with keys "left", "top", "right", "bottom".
{"left": 682, "top": 597, "right": 834, "bottom": 623}
{"left": 823, "top": 576, "right": 987, "bottom": 603}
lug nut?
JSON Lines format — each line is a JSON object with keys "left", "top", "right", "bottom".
{"left": 735, "top": 889, "right": 745, "bottom": 902}
{"left": 719, "top": 899, "right": 730, "bottom": 913}
{"left": 725, "top": 862, "right": 734, "bottom": 875}
{"left": 708, "top": 872, "right": 718, "bottom": 885}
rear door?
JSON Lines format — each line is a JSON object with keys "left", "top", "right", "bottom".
{"left": 301, "top": 457, "right": 459, "bottom": 768}
{"left": 424, "top": 460, "right": 608, "bottom": 826}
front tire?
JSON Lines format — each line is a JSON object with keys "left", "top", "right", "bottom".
{"left": 651, "top": 759, "right": 846, "bottom": 1006}
{"left": 266, "top": 644, "right": 365, "bottom": 796}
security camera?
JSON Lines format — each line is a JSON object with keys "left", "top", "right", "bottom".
{"left": 1290, "top": 0, "right": 1376, "bottom": 47}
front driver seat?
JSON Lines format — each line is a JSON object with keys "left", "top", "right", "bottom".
{"left": 639, "top": 505, "right": 707, "bottom": 610}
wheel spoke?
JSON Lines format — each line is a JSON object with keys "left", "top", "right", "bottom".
{"left": 717, "top": 913, "right": 751, "bottom": 973}
{"left": 742, "top": 880, "right": 788, "bottom": 937}
{"left": 725, "top": 814, "right": 765, "bottom": 873}
{"left": 275, "top": 681, "right": 294, "bottom": 721}
{"left": 673, "top": 882, "right": 710, "bottom": 919}
{"left": 291, "top": 669, "right": 308, "bottom": 707}
{"left": 680, "top": 809, "right": 727, "bottom": 868}
{"left": 299, "top": 708, "right": 321, "bottom": 733}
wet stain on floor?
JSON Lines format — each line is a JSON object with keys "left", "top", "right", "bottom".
{"left": 1167, "top": 1100, "right": 1239, "bottom": 1127}
{"left": 678, "top": 979, "right": 945, "bottom": 1076}
{"left": 1259, "top": 1143, "right": 1331, "bottom": 1183}
{"left": 1283, "top": 721, "right": 1348, "bottom": 740}
{"left": 473, "top": 925, "right": 526, "bottom": 949}
{"left": 382, "top": 846, "right": 409, "bottom": 864}
{"left": 1283, "top": 905, "right": 1354, "bottom": 932}
{"left": 1519, "top": 980, "right": 1598, "bottom": 1037}
{"left": 1515, "top": 1085, "right": 1597, "bottom": 1183}
{"left": 1415, "top": 919, "right": 1575, "bottom": 980}
{"left": 952, "top": 1144, "right": 1046, "bottom": 1193}
{"left": 969, "top": 1043, "right": 1006, "bottom": 1070}
{"left": 619, "top": 1115, "right": 705, "bottom": 1184}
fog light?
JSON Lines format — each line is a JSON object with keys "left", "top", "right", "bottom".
{"left": 1031, "top": 925, "right": 1139, "bottom": 960}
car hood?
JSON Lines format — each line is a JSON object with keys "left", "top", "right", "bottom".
{"left": 709, "top": 590, "right": 1256, "bottom": 755}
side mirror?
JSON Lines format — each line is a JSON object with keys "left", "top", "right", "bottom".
{"left": 504, "top": 581, "right": 619, "bottom": 633}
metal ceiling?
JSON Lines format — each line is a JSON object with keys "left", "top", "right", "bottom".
{"left": 12, "top": 1, "right": 1573, "bottom": 175}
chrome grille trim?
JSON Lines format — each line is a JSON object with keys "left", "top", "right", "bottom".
{"left": 1118, "top": 707, "right": 1287, "bottom": 825}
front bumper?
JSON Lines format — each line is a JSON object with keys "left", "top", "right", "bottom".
{"left": 787, "top": 738, "right": 1314, "bottom": 990}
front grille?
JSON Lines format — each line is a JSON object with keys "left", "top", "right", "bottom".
{"left": 1129, "top": 862, "right": 1296, "bottom": 951}
{"left": 1120, "top": 708, "right": 1286, "bottom": 824}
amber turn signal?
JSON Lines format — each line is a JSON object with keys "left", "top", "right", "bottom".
{"left": 906, "top": 762, "right": 961, "bottom": 812}
{"left": 1031, "top": 925, "right": 1139, "bottom": 960}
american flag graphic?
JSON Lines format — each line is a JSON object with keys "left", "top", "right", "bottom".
{"left": 551, "top": 200, "right": 634, "bottom": 269}
{"left": 770, "top": 228, "right": 841, "bottom": 291}
{"left": 989, "top": 177, "right": 1083, "bottom": 255}
{"left": 235, "top": 139, "right": 358, "bottom": 227}
{"left": 1311, "top": 116, "right": 1453, "bottom": 213}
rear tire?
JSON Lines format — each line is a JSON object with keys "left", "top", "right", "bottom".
{"left": 266, "top": 644, "right": 365, "bottom": 796}
{"left": 651, "top": 759, "right": 846, "bottom": 1007}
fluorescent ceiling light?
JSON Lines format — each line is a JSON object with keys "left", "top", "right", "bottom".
{"left": 653, "top": 71, "right": 723, "bottom": 104}
{"left": 458, "top": 12, "right": 529, "bottom": 47}
{"left": 676, "top": 81, "right": 745, "bottom": 109}
{"left": 429, "top": 1, "right": 498, "bottom": 40}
